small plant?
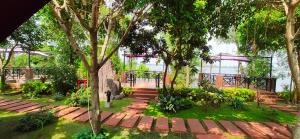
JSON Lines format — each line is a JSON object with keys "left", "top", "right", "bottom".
{"left": 15, "top": 111, "right": 57, "bottom": 132}
{"left": 223, "top": 88, "right": 256, "bottom": 102}
{"left": 122, "top": 87, "right": 133, "bottom": 96}
{"left": 72, "top": 128, "right": 108, "bottom": 139}
{"left": 22, "top": 80, "right": 52, "bottom": 98}
{"left": 158, "top": 95, "right": 192, "bottom": 113}
{"left": 52, "top": 93, "right": 65, "bottom": 101}
{"left": 65, "top": 87, "right": 91, "bottom": 107}
{"left": 230, "top": 97, "right": 245, "bottom": 110}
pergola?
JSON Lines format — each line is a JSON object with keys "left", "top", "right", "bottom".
{"left": 201, "top": 53, "right": 273, "bottom": 77}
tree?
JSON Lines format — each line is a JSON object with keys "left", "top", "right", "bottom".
{"left": 0, "top": 16, "right": 43, "bottom": 91}
{"left": 49, "top": 0, "right": 152, "bottom": 134}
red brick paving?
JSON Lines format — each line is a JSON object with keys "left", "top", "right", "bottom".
{"left": 0, "top": 99, "right": 12, "bottom": 103}
{"left": 74, "top": 111, "right": 90, "bottom": 122}
{"left": 62, "top": 108, "right": 88, "bottom": 120}
{"left": 104, "top": 113, "right": 126, "bottom": 127}
{"left": 155, "top": 117, "right": 169, "bottom": 133}
{"left": 0, "top": 98, "right": 294, "bottom": 139}
{"left": 218, "top": 120, "right": 245, "bottom": 137}
{"left": 137, "top": 116, "right": 153, "bottom": 132}
{"left": 55, "top": 107, "right": 79, "bottom": 117}
{"left": 100, "top": 111, "right": 113, "bottom": 122}
{"left": 171, "top": 118, "right": 187, "bottom": 133}
{"left": 248, "top": 122, "right": 288, "bottom": 139}
{"left": 264, "top": 122, "right": 292, "bottom": 138}
{"left": 120, "top": 115, "right": 140, "bottom": 128}
{"left": 196, "top": 134, "right": 225, "bottom": 139}
{"left": 0, "top": 101, "right": 30, "bottom": 109}
{"left": 187, "top": 119, "right": 206, "bottom": 134}
{"left": 6, "top": 102, "right": 38, "bottom": 111}
{"left": 233, "top": 121, "right": 267, "bottom": 139}
{"left": 0, "top": 100, "right": 22, "bottom": 107}
{"left": 203, "top": 120, "right": 223, "bottom": 135}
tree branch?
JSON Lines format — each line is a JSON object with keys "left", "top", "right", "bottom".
{"left": 67, "top": 0, "right": 91, "bottom": 31}
{"left": 97, "top": 4, "right": 152, "bottom": 69}
{"left": 281, "top": 0, "right": 288, "bottom": 15}
{"left": 91, "top": 0, "right": 101, "bottom": 31}
{"left": 294, "top": 26, "right": 300, "bottom": 39}
{"left": 2, "top": 45, "right": 17, "bottom": 68}
{"left": 99, "top": 18, "right": 113, "bottom": 61}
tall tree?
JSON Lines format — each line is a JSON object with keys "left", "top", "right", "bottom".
{"left": 49, "top": 0, "right": 152, "bottom": 134}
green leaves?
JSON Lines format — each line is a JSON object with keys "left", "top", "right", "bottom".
{"left": 194, "top": 0, "right": 207, "bottom": 10}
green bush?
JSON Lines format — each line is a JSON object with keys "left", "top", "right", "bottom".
{"left": 65, "top": 87, "right": 91, "bottom": 107}
{"left": 278, "top": 85, "right": 292, "bottom": 103}
{"left": 72, "top": 128, "right": 108, "bottom": 139}
{"left": 22, "top": 80, "right": 52, "bottom": 98}
{"left": 15, "top": 111, "right": 57, "bottom": 132}
{"left": 52, "top": 93, "right": 65, "bottom": 101}
{"left": 122, "top": 87, "right": 133, "bottom": 96}
{"left": 46, "top": 64, "right": 77, "bottom": 96}
{"left": 223, "top": 88, "right": 256, "bottom": 102}
{"left": 230, "top": 97, "right": 245, "bottom": 110}
{"left": 158, "top": 95, "right": 192, "bottom": 113}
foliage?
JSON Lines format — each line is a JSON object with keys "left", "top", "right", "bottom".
{"left": 136, "top": 64, "right": 149, "bottom": 78}
{"left": 278, "top": 85, "right": 292, "bottom": 103}
{"left": 65, "top": 87, "right": 91, "bottom": 107}
{"left": 122, "top": 87, "right": 133, "bottom": 96}
{"left": 223, "top": 88, "right": 256, "bottom": 102}
{"left": 46, "top": 64, "right": 77, "bottom": 96}
{"left": 245, "top": 57, "right": 270, "bottom": 77}
{"left": 21, "top": 80, "right": 52, "bottom": 98}
{"left": 157, "top": 95, "right": 192, "bottom": 113}
{"left": 72, "top": 128, "right": 108, "bottom": 139}
{"left": 52, "top": 93, "right": 65, "bottom": 101}
{"left": 230, "top": 97, "right": 245, "bottom": 110}
{"left": 15, "top": 111, "right": 57, "bottom": 132}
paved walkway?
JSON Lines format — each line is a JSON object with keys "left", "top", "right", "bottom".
{"left": 0, "top": 98, "right": 293, "bottom": 139}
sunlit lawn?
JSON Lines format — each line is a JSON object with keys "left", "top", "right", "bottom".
{"left": 144, "top": 102, "right": 297, "bottom": 124}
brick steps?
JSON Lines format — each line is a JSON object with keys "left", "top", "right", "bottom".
{"left": 0, "top": 98, "right": 293, "bottom": 139}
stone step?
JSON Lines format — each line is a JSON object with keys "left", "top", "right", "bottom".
{"left": 187, "top": 119, "right": 206, "bottom": 134}
{"left": 218, "top": 120, "right": 245, "bottom": 137}
{"left": 122, "top": 108, "right": 143, "bottom": 115}
{"left": 132, "top": 93, "right": 158, "bottom": 99}
{"left": 137, "top": 116, "right": 153, "bottom": 132}
{"left": 0, "top": 99, "right": 12, "bottom": 103}
{"left": 16, "top": 104, "right": 45, "bottom": 112}
{"left": 62, "top": 108, "right": 88, "bottom": 120}
{"left": 52, "top": 105, "right": 68, "bottom": 113}
{"left": 0, "top": 101, "right": 31, "bottom": 110}
{"left": 133, "top": 97, "right": 151, "bottom": 100}
{"left": 100, "top": 111, "right": 113, "bottom": 122}
{"left": 104, "top": 113, "right": 126, "bottom": 127}
{"left": 155, "top": 117, "right": 169, "bottom": 133}
{"left": 171, "top": 118, "right": 187, "bottom": 133}
{"left": 196, "top": 134, "right": 225, "bottom": 139}
{"left": 127, "top": 104, "right": 148, "bottom": 110}
{"left": 120, "top": 115, "right": 140, "bottom": 128}
{"left": 133, "top": 99, "right": 149, "bottom": 103}
{"left": 73, "top": 112, "right": 90, "bottom": 122}
{"left": 0, "top": 100, "right": 22, "bottom": 107}
{"left": 132, "top": 90, "right": 158, "bottom": 94}
{"left": 248, "top": 122, "right": 287, "bottom": 139}
{"left": 55, "top": 107, "right": 80, "bottom": 117}
{"left": 202, "top": 120, "right": 223, "bottom": 135}
{"left": 28, "top": 105, "right": 57, "bottom": 113}
{"left": 233, "top": 121, "right": 267, "bottom": 139}
{"left": 263, "top": 122, "right": 292, "bottom": 138}
{"left": 6, "top": 102, "right": 39, "bottom": 111}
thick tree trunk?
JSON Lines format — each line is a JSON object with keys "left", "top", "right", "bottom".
{"left": 185, "top": 66, "right": 190, "bottom": 87}
{"left": 170, "top": 66, "right": 180, "bottom": 91}
{"left": 89, "top": 68, "right": 101, "bottom": 134}
{"left": 284, "top": 4, "right": 300, "bottom": 138}
{"left": 163, "top": 63, "right": 169, "bottom": 92}
{"left": 1, "top": 68, "right": 5, "bottom": 91}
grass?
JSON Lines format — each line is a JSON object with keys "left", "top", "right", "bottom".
{"left": 0, "top": 110, "right": 199, "bottom": 139}
{"left": 144, "top": 102, "right": 297, "bottom": 124}
{"left": 0, "top": 94, "right": 133, "bottom": 113}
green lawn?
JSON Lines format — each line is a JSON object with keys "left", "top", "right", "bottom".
{"left": 0, "top": 110, "right": 198, "bottom": 139}
{"left": 144, "top": 102, "right": 297, "bottom": 124}
{"left": 0, "top": 94, "right": 132, "bottom": 113}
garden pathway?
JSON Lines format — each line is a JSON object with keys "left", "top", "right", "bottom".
{"left": 258, "top": 90, "right": 299, "bottom": 115}
{"left": 0, "top": 98, "right": 293, "bottom": 139}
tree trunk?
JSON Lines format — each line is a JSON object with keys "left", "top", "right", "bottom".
{"left": 170, "top": 66, "right": 180, "bottom": 91}
{"left": 1, "top": 68, "right": 5, "bottom": 91}
{"left": 89, "top": 67, "right": 101, "bottom": 134}
{"left": 163, "top": 63, "right": 169, "bottom": 92}
{"left": 185, "top": 66, "right": 190, "bottom": 87}
{"left": 284, "top": 4, "right": 300, "bottom": 138}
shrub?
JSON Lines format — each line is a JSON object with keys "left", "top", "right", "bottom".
{"left": 46, "top": 64, "right": 77, "bottom": 96}
{"left": 22, "top": 80, "right": 52, "bottom": 98}
{"left": 223, "top": 88, "right": 256, "bottom": 102}
{"left": 230, "top": 97, "right": 245, "bottom": 110}
{"left": 65, "top": 87, "right": 91, "bottom": 107}
{"left": 278, "top": 85, "right": 292, "bottom": 103}
{"left": 52, "top": 93, "right": 65, "bottom": 101}
{"left": 196, "top": 91, "right": 225, "bottom": 108}
{"left": 158, "top": 95, "right": 192, "bottom": 113}
{"left": 122, "top": 87, "right": 133, "bottom": 96}
{"left": 72, "top": 128, "right": 108, "bottom": 139}
{"left": 15, "top": 111, "right": 57, "bottom": 132}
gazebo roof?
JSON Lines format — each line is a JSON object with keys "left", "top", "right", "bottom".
{"left": 211, "top": 53, "right": 250, "bottom": 62}
{"left": 0, "top": 47, "right": 49, "bottom": 57}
